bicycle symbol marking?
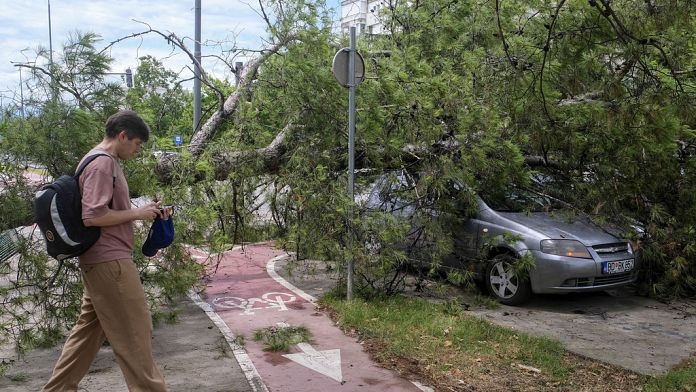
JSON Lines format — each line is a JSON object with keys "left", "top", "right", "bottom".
{"left": 212, "top": 292, "right": 297, "bottom": 315}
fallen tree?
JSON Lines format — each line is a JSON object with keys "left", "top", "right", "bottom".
{"left": 2, "top": 0, "right": 696, "bottom": 358}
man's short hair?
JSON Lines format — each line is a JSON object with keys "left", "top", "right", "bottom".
{"left": 105, "top": 110, "right": 150, "bottom": 142}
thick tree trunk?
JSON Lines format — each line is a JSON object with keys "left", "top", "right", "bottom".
{"left": 187, "top": 38, "right": 294, "bottom": 159}
{"left": 155, "top": 126, "right": 558, "bottom": 184}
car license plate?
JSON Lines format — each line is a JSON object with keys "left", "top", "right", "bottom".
{"left": 603, "top": 259, "right": 634, "bottom": 274}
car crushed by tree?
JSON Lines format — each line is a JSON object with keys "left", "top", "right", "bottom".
{"left": 363, "top": 171, "right": 640, "bottom": 305}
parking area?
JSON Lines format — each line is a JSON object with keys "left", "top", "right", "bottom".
{"left": 469, "top": 287, "right": 696, "bottom": 375}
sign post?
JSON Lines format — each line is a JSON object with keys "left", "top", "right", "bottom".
{"left": 332, "top": 27, "right": 364, "bottom": 300}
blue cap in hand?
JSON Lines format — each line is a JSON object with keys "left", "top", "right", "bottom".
{"left": 142, "top": 216, "right": 174, "bottom": 257}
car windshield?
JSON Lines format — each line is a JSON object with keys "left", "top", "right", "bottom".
{"left": 479, "top": 186, "right": 567, "bottom": 213}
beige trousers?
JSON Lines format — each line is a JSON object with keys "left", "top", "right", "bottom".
{"left": 43, "top": 259, "right": 166, "bottom": 392}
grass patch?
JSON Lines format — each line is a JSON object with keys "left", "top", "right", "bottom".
{"left": 152, "top": 309, "right": 181, "bottom": 327}
{"left": 321, "top": 293, "right": 647, "bottom": 391}
{"left": 252, "top": 324, "right": 312, "bottom": 352}
{"left": 214, "top": 335, "right": 232, "bottom": 359}
{"left": 322, "top": 294, "right": 569, "bottom": 376}
{"left": 7, "top": 372, "right": 27, "bottom": 383}
{"left": 645, "top": 355, "right": 696, "bottom": 392}
{"left": 470, "top": 292, "right": 501, "bottom": 309}
{"left": 0, "top": 359, "right": 12, "bottom": 378}
{"left": 232, "top": 334, "right": 245, "bottom": 348}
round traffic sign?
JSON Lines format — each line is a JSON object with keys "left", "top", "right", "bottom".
{"left": 332, "top": 48, "right": 365, "bottom": 87}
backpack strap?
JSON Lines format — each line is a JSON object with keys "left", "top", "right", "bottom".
{"left": 75, "top": 154, "right": 107, "bottom": 179}
{"left": 75, "top": 150, "right": 118, "bottom": 208}
{"left": 75, "top": 150, "right": 116, "bottom": 184}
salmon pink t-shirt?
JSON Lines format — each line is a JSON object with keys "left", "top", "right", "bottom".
{"left": 77, "top": 150, "right": 134, "bottom": 265}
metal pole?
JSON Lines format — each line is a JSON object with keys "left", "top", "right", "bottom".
{"left": 48, "top": 0, "right": 55, "bottom": 100}
{"left": 346, "top": 26, "right": 357, "bottom": 300}
{"left": 48, "top": 0, "right": 53, "bottom": 67}
{"left": 193, "top": 0, "right": 202, "bottom": 133}
{"left": 19, "top": 67, "right": 25, "bottom": 120}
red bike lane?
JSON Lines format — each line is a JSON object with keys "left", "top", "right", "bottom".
{"left": 188, "top": 244, "right": 425, "bottom": 392}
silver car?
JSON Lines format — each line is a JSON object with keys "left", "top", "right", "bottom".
{"left": 366, "top": 173, "right": 640, "bottom": 305}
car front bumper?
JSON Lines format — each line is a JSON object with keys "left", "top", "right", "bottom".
{"left": 527, "top": 250, "right": 639, "bottom": 294}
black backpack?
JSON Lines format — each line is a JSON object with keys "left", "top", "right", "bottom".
{"left": 33, "top": 152, "right": 115, "bottom": 261}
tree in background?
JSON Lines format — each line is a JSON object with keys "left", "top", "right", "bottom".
{"left": 125, "top": 56, "right": 192, "bottom": 142}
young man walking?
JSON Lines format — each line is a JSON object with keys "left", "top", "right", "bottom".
{"left": 43, "top": 110, "right": 169, "bottom": 392}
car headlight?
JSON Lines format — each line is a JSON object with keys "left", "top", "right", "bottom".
{"left": 540, "top": 239, "right": 592, "bottom": 259}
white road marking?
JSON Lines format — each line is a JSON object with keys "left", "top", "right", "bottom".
{"left": 212, "top": 292, "right": 297, "bottom": 315}
{"left": 266, "top": 255, "right": 317, "bottom": 304}
{"left": 188, "top": 290, "right": 270, "bottom": 392}
{"left": 283, "top": 343, "right": 343, "bottom": 383}
{"left": 411, "top": 381, "right": 435, "bottom": 392}
{"left": 266, "top": 253, "right": 435, "bottom": 392}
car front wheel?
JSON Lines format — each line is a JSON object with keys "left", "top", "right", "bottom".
{"left": 485, "top": 254, "right": 531, "bottom": 306}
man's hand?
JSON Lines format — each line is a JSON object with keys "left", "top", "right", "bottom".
{"left": 159, "top": 205, "right": 173, "bottom": 220}
{"left": 85, "top": 202, "right": 160, "bottom": 227}
{"left": 136, "top": 202, "right": 161, "bottom": 220}
{"left": 84, "top": 201, "right": 172, "bottom": 227}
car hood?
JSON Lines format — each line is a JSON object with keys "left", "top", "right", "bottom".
{"left": 497, "top": 211, "right": 621, "bottom": 245}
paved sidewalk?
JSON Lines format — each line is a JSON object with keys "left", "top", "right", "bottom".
{"left": 0, "top": 296, "right": 253, "bottom": 391}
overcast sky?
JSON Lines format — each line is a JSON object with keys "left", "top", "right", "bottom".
{"left": 0, "top": 0, "right": 341, "bottom": 101}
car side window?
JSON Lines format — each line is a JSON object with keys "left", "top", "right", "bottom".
{"left": 367, "top": 173, "right": 416, "bottom": 216}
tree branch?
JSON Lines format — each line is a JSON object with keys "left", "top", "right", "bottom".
{"left": 187, "top": 35, "right": 297, "bottom": 159}
{"left": 558, "top": 91, "right": 610, "bottom": 106}
{"left": 103, "top": 21, "right": 226, "bottom": 102}
{"left": 539, "top": 0, "right": 567, "bottom": 124}
{"left": 12, "top": 64, "right": 95, "bottom": 111}
{"left": 495, "top": 0, "right": 517, "bottom": 69}
{"left": 210, "top": 121, "right": 299, "bottom": 180}
{"left": 590, "top": 0, "right": 685, "bottom": 92}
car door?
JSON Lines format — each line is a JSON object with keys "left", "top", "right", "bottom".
{"left": 439, "top": 193, "right": 484, "bottom": 270}
{"left": 438, "top": 217, "right": 481, "bottom": 270}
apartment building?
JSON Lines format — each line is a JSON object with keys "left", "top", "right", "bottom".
{"left": 340, "top": 0, "right": 387, "bottom": 35}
